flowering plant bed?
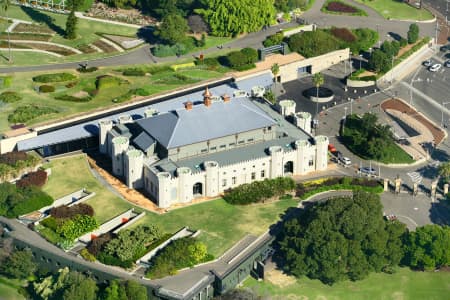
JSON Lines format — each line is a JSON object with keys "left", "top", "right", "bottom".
{"left": 322, "top": 0, "right": 368, "bottom": 16}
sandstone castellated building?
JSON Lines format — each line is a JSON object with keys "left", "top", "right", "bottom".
{"left": 99, "top": 88, "right": 329, "bottom": 208}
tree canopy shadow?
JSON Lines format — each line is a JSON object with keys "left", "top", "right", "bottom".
{"left": 20, "top": 6, "right": 65, "bottom": 36}
{"left": 429, "top": 200, "right": 450, "bottom": 226}
{"left": 388, "top": 32, "right": 402, "bottom": 41}
{"left": 137, "top": 26, "right": 159, "bottom": 44}
{"left": 431, "top": 148, "right": 450, "bottom": 162}
{"left": 416, "top": 164, "right": 438, "bottom": 180}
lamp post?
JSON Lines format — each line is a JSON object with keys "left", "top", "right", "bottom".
{"left": 441, "top": 101, "right": 450, "bottom": 127}
{"left": 359, "top": 54, "right": 363, "bottom": 70}
{"left": 390, "top": 56, "right": 395, "bottom": 83}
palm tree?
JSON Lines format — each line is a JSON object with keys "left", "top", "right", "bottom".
{"left": 0, "top": 0, "right": 12, "bottom": 63}
{"left": 312, "top": 72, "right": 324, "bottom": 116}
{"left": 271, "top": 63, "right": 280, "bottom": 84}
{"left": 438, "top": 162, "right": 450, "bottom": 183}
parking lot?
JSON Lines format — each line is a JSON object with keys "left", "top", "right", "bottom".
{"left": 406, "top": 49, "right": 450, "bottom": 106}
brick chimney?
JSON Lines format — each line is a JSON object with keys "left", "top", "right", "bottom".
{"left": 203, "top": 87, "right": 212, "bottom": 107}
{"left": 184, "top": 101, "right": 193, "bottom": 110}
{"left": 222, "top": 94, "right": 230, "bottom": 103}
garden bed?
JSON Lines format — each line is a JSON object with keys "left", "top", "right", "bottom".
{"left": 92, "top": 39, "right": 118, "bottom": 53}
{"left": 297, "top": 177, "right": 383, "bottom": 200}
{"left": 322, "top": 0, "right": 368, "bottom": 16}
{"left": 14, "top": 42, "right": 77, "bottom": 56}
{"left": 0, "top": 32, "right": 52, "bottom": 41}
{"left": 12, "top": 23, "right": 55, "bottom": 34}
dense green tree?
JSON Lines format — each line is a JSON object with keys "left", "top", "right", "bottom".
{"left": 407, "top": 23, "right": 419, "bottom": 44}
{"left": 157, "top": 14, "right": 189, "bottom": 45}
{"left": 0, "top": 249, "right": 36, "bottom": 279}
{"left": 274, "top": 0, "right": 308, "bottom": 12}
{"left": 124, "top": 280, "right": 148, "bottom": 300}
{"left": 63, "top": 272, "right": 98, "bottom": 300}
{"left": 277, "top": 191, "right": 406, "bottom": 284}
{"left": 199, "top": 0, "right": 275, "bottom": 37}
{"left": 380, "top": 41, "right": 395, "bottom": 58}
{"left": 368, "top": 49, "right": 391, "bottom": 73}
{"left": 65, "top": 10, "right": 78, "bottom": 40}
{"left": 404, "top": 225, "right": 450, "bottom": 270}
{"left": 263, "top": 32, "right": 284, "bottom": 47}
{"left": 288, "top": 30, "right": 340, "bottom": 58}
{"left": 104, "top": 225, "right": 161, "bottom": 262}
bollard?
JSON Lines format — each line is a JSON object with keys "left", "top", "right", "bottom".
{"left": 383, "top": 178, "right": 389, "bottom": 192}
{"left": 444, "top": 183, "right": 449, "bottom": 195}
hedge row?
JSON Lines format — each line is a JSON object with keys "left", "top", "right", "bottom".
{"left": 39, "top": 85, "right": 55, "bottom": 93}
{"left": 55, "top": 94, "right": 92, "bottom": 102}
{"left": 297, "top": 177, "right": 383, "bottom": 200}
{"left": 32, "top": 73, "right": 77, "bottom": 83}
{"left": 8, "top": 105, "right": 58, "bottom": 124}
{"left": 0, "top": 152, "right": 40, "bottom": 181}
{"left": 224, "top": 177, "right": 296, "bottom": 205}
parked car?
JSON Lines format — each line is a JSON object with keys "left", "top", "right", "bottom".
{"left": 423, "top": 59, "right": 433, "bottom": 67}
{"left": 339, "top": 156, "right": 352, "bottom": 166}
{"left": 445, "top": 60, "right": 450, "bottom": 68}
{"left": 440, "top": 44, "right": 450, "bottom": 52}
{"left": 359, "top": 167, "right": 377, "bottom": 176}
{"left": 328, "top": 143, "right": 337, "bottom": 153}
{"left": 429, "top": 64, "right": 442, "bottom": 72}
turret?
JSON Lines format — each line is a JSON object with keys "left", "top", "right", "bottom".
{"left": 177, "top": 167, "right": 192, "bottom": 203}
{"left": 278, "top": 99, "right": 296, "bottom": 116}
{"left": 204, "top": 161, "right": 219, "bottom": 196}
{"left": 118, "top": 114, "right": 132, "bottom": 124}
{"left": 99, "top": 119, "right": 113, "bottom": 155}
{"left": 314, "top": 135, "right": 329, "bottom": 171}
{"left": 157, "top": 172, "right": 172, "bottom": 208}
{"left": 294, "top": 112, "right": 312, "bottom": 134}
{"left": 144, "top": 108, "right": 158, "bottom": 118}
{"left": 269, "top": 146, "right": 283, "bottom": 178}
{"left": 295, "top": 140, "right": 312, "bottom": 175}
{"left": 124, "top": 149, "right": 144, "bottom": 188}
{"left": 111, "top": 136, "right": 129, "bottom": 177}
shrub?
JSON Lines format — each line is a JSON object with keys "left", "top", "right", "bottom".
{"left": 146, "top": 237, "right": 212, "bottom": 279}
{"left": 122, "top": 69, "right": 146, "bottom": 76}
{"left": 65, "top": 81, "right": 77, "bottom": 88}
{"left": 0, "top": 76, "right": 12, "bottom": 88}
{"left": 326, "top": 1, "right": 357, "bottom": 13}
{"left": 0, "top": 183, "right": 54, "bottom": 218}
{"left": 40, "top": 216, "right": 60, "bottom": 231}
{"left": 50, "top": 203, "right": 94, "bottom": 219}
{"left": 407, "top": 23, "right": 419, "bottom": 44}
{"left": 399, "top": 38, "right": 408, "bottom": 47}
{"left": 224, "top": 177, "right": 296, "bottom": 205}
{"left": 263, "top": 32, "right": 284, "bottom": 47}
{"left": 76, "top": 67, "right": 98, "bottom": 73}
{"left": 39, "top": 85, "right": 55, "bottom": 93}
{"left": 54, "top": 94, "right": 92, "bottom": 102}
{"left": 8, "top": 105, "right": 57, "bottom": 124}
{"left": 331, "top": 27, "right": 356, "bottom": 42}
{"left": 87, "top": 232, "right": 112, "bottom": 256}
{"left": 32, "top": 73, "right": 77, "bottom": 83}
{"left": 80, "top": 248, "right": 96, "bottom": 262}
{"left": 241, "top": 47, "right": 259, "bottom": 64}
{"left": 95, "top": 75, "right": 126, "bottom": 90}
{"left": 0, "top": 91, "right": 22, "bottom": 103}
{"left": 0, "top": 151, "right": 28, "bottom": 166}
{"left": 16, "top": 170, "right": 48, "bottom": 188}
{"left": 152, "top": 43, "right": 188, "bottom": 57}
{"left": 55, "top": 214, "right": 98, "bottom": 241}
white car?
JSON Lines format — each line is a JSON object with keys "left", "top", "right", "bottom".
{"left": 429, "top": 64, "right": 442, "bottom": 72}
{"left": 339, "top": 157, "right": 352, "bottom": 166}
{"left": 445, "top": 60, "right": 450, "bottom": 68}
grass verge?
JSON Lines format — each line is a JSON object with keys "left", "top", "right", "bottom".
{"left": 243, "top": 267, "right": 450, "bottom": 300}
{"left": 355, "top": 0, "right": 433, "bottom": 20}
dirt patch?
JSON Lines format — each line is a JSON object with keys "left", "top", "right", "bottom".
{"left": 72, "top": 91, "right": 89, "bottom": 98}
{"left": 265, "top": 267, "right": 297, "bottom": 288}
{"left": 391, "top": 292, "right": 404, "bottom": 300}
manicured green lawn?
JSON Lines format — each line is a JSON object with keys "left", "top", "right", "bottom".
{"left": 0, "top": 65, "right": 225, "bottom": 133}
{"left": 42, "top": 154, "right": 133, "bottom": 223}
{"left": 244, "top": 267, "right": 450, "bottom": 300}
{"left": 355, "top": 0, "right": 433, "bottom": 20}
{"left": 132, "top": 197, "right": 298, "bottom": 257}
{"left": 0, "top": 276, "right": 25, "bottom": 300}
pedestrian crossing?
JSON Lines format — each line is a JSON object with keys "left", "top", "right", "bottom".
{"left": 407, "top": 171, "right": 423, "bottom": 183}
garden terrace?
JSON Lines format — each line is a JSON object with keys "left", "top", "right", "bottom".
{"left": 322, "top": 0, "right": 368, "bottom": 16}
{"left": 381, "top": 98, "right": 445, "bottom": 144}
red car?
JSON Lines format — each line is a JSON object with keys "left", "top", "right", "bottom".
{"left": 328, "top": 144, "right": 337, "bottom": 153}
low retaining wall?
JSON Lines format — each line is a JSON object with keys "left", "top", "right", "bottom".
{"left": 38, "top": 189, "right": 94, "bottom": 213}
{"left": 346, "top": 78, "right": 375, "bottom": 88}
{"left": 137, "top": 226, "right": 196, "bottom": 265}
{"left": 282, "top": 24, "right": 315, "bottom": 37}
{"left": 79, "top": 209, "right": 136, "bottom": 243}
{"left": 112, "top": 211, "right": 145, "bottom": 234}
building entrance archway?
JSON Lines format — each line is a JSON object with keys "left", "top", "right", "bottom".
{"left": 193, "top": 182, "right": 203, "bottom": 197}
